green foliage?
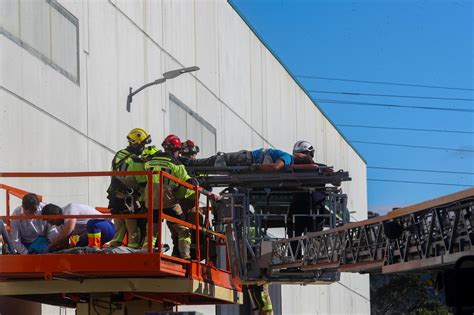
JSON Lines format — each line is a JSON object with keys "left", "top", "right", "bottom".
{"left": 370, "top": 273, "right": 452, "bottom": 315}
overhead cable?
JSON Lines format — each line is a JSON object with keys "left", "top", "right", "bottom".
{"left": 337, "top": 124, "right": 474, "bottom": 135}
{"left": 316, "top": 98, "right": 474, "bottom": 112}
{"left": 296, "top": 75, "right": 474, "bottom": 91}
{"left": 351, "top": 140, "right": 474, "bottom": 152}
{"left": 368, "top": 166, "right": 474, "bottom": 175}
{"left": 309, "top": 90, "right": 474, "bottom": 101}
{"left": 368, "top": 178, "right": 473, "bottom": 187}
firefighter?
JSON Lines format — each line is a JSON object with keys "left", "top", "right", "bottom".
{"left": 143, "top": 134, "right": 198, "bottom": 259}
{"left": 180, "top": 140, "right": 200, "bottom": 161}
{"left": 178, "top": 140, "right": 209, "bottom": 259}
{"left": 249, "top": 284, "right": 273, "bottom": 315}
{"left": 179, "top": 140, "right": 202, "bottom": 221}
{"left": 106, "top": 128, "right": 151, "bottom": 248}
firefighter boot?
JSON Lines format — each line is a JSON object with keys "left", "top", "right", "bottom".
{"left": 106, "top": 218, "right": 126, "bottom": 247}
{"left": 126, "top": 219, "right": 140, "bottom": 249}
{"left": 142, "top": 223, "right": 158, "bottom": 249}
{"left": 178, "top": 237, "right": 191, "bottom": 260}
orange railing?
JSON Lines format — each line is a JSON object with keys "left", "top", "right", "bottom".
{"left": 0, "top": 170, "right": 231, "bottom": 282}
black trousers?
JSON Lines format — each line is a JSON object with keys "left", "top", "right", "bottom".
{"left": 190, "top": 150, "right": 253, "bottom": 167}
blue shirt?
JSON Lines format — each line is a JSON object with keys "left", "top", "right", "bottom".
{"left": 251, "top": 148, "right": 293, "bottom": 166}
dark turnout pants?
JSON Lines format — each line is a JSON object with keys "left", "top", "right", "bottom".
{"left": 288, "top": 191, "right": 326, "bottom": 258}
{"left": 190, "top": 150, "right": 253, "bottom": 167}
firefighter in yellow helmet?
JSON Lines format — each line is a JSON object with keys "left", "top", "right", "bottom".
{"left": 106, "top": 128, "right": 151, "bottom": 248}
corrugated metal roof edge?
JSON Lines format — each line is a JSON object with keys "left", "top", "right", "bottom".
{"left": 227, "top": 0, "right": 367, "bottom": 164}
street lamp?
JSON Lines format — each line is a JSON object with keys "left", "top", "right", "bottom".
{"left": 126, "top": 66, "right": 200, "bottom": 112}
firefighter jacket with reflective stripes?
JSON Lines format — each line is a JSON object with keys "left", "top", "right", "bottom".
{"left": 107, "top": 148, "right": 147, "bottom": 196}
{"left": 144, "top": 151, "right": 192, "bottom": 200}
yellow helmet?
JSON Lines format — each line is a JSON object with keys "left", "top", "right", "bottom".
{"left": 127, "top": 128, "right": 151, "bottom": 145}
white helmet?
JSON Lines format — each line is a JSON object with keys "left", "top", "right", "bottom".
{"left": 293, "top": 140, "right": 315, "bottom": 157}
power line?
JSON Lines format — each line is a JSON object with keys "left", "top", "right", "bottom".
{"left": 309, "top": 90, "right": 474, "bottom": 101}
{"left": 368, "top": 178, "right": 473, "bottom": 187}
{"left": 296, "top": 75, "right": 474, "bottom": 91}
{"left": 351, "top": 140, "right": 474, "bottom": 152}
{"left": 337, "top": 124, "right": 474, "bottom": 135}
{"left": 368, "top": 166, "right": 474, "bottom": 175}
{"left": 315, "top": 98, "right": 474, "bottom": 112}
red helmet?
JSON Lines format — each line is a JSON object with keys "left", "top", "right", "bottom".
{"left": 162, "top": 134, "right": 182, "bottom": 151}
{"left": 181, "top": 140, "right": 200, "bottom": 156}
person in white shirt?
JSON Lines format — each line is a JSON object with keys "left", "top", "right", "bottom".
{"left": 41, "top": 203, "right": 115, "bottom": 250}
{"left": 9, "top": 193, "right": 58, "bottom": 254}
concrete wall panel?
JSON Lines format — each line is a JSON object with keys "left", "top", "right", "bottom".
{"left": 217, "top": 2, "right": 251, "bottom": 122}
{"left": 144, "top": 40, "right": 165, "bottom": 141}
{"left": 196, "top": 83, "right": 220, "bottom": 134}
{"left": 0, "top": 90, "right": 88, "bottom": 207}
{"left": 86, "top": 2, "right": 120, "bottom": 148}
{"left": 279, "top": 77, "right": 297, "bottom": 150}
{"left": 164, "top": 55, "right": 197, "bottom": 113}
{"left": 250, "top": 33, "right": 263, "bottom": 136}
{"left": 163, "top": 0, "right": 196, "bottom": 68}
{"left": 1, "top": 36, "right": 85, "bottom": 132}
{"left": 195, "top": 0, "right": 219, "bottom": 93}
{"left": 110, "top": 0, "right": 145, "bottom": 30}
{"left": 145, "top": 0, "right": 164, "bottom": 46}
{"left": 221, "top": 106, "right": 252, "bottom": 152}
{"left": 263, "top": 50, "right": 282, "bottom": 147}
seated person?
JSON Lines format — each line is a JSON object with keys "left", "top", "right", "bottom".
{"left": 9, "top": 193, "right": 58, "bottom": 254}
{"left": 42, "top": 203, "right": 115, "bottom": 250}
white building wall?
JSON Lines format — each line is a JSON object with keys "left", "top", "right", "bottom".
{"left": 0, "top": 0, "right": 369, "bottom": 314}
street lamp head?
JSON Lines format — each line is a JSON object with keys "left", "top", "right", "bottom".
{"left": 162, "top": 66, "right": 200, "bottom": 80}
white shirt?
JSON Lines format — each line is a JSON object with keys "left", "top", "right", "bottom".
{"left": 60, "top": 203, "right": 102, "bottom": 236}
{"left": 10, "top": 203, "right": 59, "bottom": 254}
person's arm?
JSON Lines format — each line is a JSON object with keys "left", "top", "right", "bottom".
{"left": 48, "top": 219, "right": 76, "bottom": 250}
{"left": 256, "top": 159, "right": 285, "bottom": 171}
{"left": 46, "top": 223, "right": 59, "bottom": 243}
{"left": 9, "top": 215, "right": 28, "bottom": 254}
{"left": 174, "top": 164, "right": 192, "bottom": 200}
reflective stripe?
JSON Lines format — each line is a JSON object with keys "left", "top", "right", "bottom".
{"left": 127, "top": 242, "right": 140, "bottom": 249}
{"left": 178, "top": 237, "right": 191, "bottom": 244}
{"left": 87, "top": 233, "right": 101, "bottom": 248}
{"left": 262, "top": 304, "right": 273, "bottom": 312}
{"left": 87, "top": 232, "right": 101, "bottom": 237}
{"left": 142, "top": 237, "right": 157, "bottom": 248}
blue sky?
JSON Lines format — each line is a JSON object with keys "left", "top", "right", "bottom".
{"left": 231, "top": 0, "right": 473, "bottom": 214}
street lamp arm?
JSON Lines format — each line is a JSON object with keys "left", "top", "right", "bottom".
{"left": 126, "top": 66, "right": 199, "bottom": 112}
{"left": 130, "top": 78, "right": 167, "bottom": 98}
{"left": 126, "top": 78, "right": 166, "bottom": 112}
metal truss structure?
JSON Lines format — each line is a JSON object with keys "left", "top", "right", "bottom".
{"left": 269, "top": 189, "right": 474, "bottom": 275}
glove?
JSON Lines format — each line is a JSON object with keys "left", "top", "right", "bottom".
{"left": 186, "top": 177, "right": 201, "bottom": 187}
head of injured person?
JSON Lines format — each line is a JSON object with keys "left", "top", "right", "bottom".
{"left": 292, "top": 140, "right": 315, "bottom": 164}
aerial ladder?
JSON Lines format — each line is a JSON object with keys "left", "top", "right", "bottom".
{"left": 0, "top": 167, "right": 473, "bottom": 314}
